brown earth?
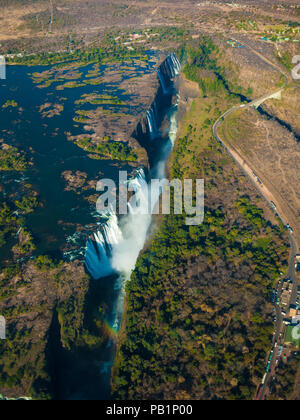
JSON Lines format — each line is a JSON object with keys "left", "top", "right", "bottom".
{"left": 216, "top": 40, "right": 283, "bottom": 98}
{"left": 1, "top": 0, "right": 299, "bottom": 53}
{"left": 264, "top": 83, "right": 300, "bottom": 139}
{"left": 221, "top": 107, "right": 300, "bottom": 249}
{"left": 73, "top": 70, "right": 162, "bottom": 160}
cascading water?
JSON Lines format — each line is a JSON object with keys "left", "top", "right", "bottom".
{"left": 155, "top": 53, "right": 181, "bottom": 97}
{"left": 168, "top": 95, "right": 180, "bottom": 146}
{"left": 159, "top": 53, "right": 181, "bottom": 83}
{"left": 85, "top": 212, "right": 123, "bottom": 280}
{"left": 170, "top": 53, "right": 181, "bottom": 76}
{"left": 83, "top": 53, "right": 181, "bottom": 396}
{"left": 85, "top": 168, "right": 151, "bottom": 280}
{"left": 146, "top": 107, "right": 157, "bottom": 140}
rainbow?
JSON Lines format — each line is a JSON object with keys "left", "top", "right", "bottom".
{"left": 103, "top": 320, "right": 118, "bottom": 338}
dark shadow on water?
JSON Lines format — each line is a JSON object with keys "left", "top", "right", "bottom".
{"left": 48, "top": 273, "right": 120, "bottom": 400}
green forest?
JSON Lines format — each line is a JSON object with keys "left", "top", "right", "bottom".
{"left": 0, "top": 145, "right": 28, "bottom": 171}
{"left": 75, "top": 137, "right": 137, "bottom": 162}
{"left": 112, "top": 40, "right": 289, "bottom": 400}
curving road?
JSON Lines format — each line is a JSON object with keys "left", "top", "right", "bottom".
{"left": 212, "top": 39, "right": 298, "bottom": 400}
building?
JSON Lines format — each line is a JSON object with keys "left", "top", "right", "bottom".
{"left": 289, "top": 305, "right": 298, "bottom": 318}
{"left": 282, "top": 290, "right": 290, "bottom": 306}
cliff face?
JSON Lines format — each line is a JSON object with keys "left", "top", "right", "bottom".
{"left": 132, "top": 53, "right": 181, "bottom": 159}
{"left": 132, "top": 81, "right": 168, "bottom": 148}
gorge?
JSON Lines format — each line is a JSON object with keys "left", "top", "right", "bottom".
{"left": 83, "top": 53, "right": 181, "bottom": 398}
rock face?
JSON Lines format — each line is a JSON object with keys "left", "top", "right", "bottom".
{"left": 177, "top": 75, "right": 200, "bottom": 124}
{"left": 133, "top": 54, "right": 181, "bottom": 152}
{"left": 132, "top": 82, "right": 167, "bottom": 149}
{"left": 72, "top": 70, "right": 161, "bottom": 165}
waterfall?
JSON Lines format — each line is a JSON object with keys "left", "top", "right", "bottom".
{"left": 84, "top": 167, "right": 154, "bottom": 332}
{"left": 85, "top": 168, "right": 152, "bottom": 280}
{"left": 145, "top": 53, "right": 181, "bottom": 142}
{"left": 85, "top": 212, "right": 123, "bottom": 280}
{"left": 112, "top": 168, "right": 152, "bottom": 274}
{"left": 84, "top": 53, "right": 180, "bottom": 332}
{"left": 168, "top": 94, "right": 180, "bottom": 145}
{"left": 170, "top": 53, "right": 181, "bottom": 76}
{"left": 168, "top": 56, "right": 176, "bottom": 78}
{"left": 157, "top": 69, "right": 167, "bottom": 95}
{"left": 80, "top": 53, "right": 181, "bottom": 398}
{"left": 146, "top": 107, "right": 157, "bottom": 140}
{"left": 157, "top": 53, "right": 181, "bottom": 94}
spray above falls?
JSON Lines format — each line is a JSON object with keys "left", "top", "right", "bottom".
{"left": 85, "top": 168, "right": 152, "bottom": 280}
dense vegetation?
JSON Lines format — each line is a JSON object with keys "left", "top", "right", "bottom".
{"left": 75, "top": 137, "right": 137, "bottom": 162}
{"left": 180, "top": 38, "right": 226, "bottom": 97}
{"left": 2, "top": 100, "right": 18, "bottom": 109}
{"left": 0, "top": 258, "right": 95, "bottom": 399}
{"left": 8, "top": 43, "right": 148, "bottom": 67}
{"left": 0, "top": 203, "right": 22, "bottom": 249}
{"left": 112, "top": 150, "right": 288, "bottom": 399}
{"left": 112, "top": 41, "right": 289, "bottom": 400}
{"left": 180, "top": 38, "right": 252, "bottom": 98}
{"left": 0, "top": 145, "right": 28, "bottom": 171}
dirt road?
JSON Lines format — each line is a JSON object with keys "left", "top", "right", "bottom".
{"left": 212, "top": 38, "right": 299, "bottom": 400}
{"left": 213, "top": 40, "right": 298, "bottom": 251}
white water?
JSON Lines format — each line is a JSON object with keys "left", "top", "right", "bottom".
{"left": 146, "top": 107, "right": 157, "bottom": 140}
{"left": 157, "top": 69, "right": 167, "bottom": 95}
{"left": 84, "top": 54, "right": 181, "bottom": 332}
{"left": 85, "top": 106, "right": 179, "bottom": 332}
{"left": 85, "top": 212, "right": 123, "bottom": 280}
{"left": 155, "top": 53, "right": 181, "bottom": 97}
{"left": 169, "top": 95, "right": 180, "bottom": 145}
